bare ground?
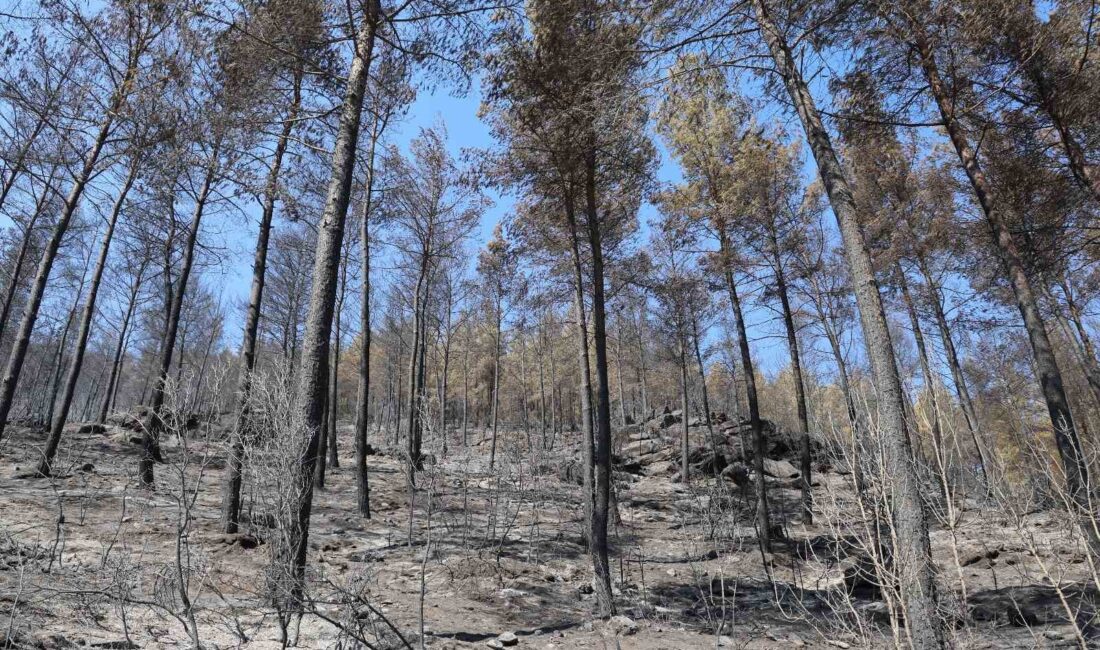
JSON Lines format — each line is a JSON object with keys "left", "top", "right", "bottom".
{"left": 1, "top": 419, "right": 1097, "bottom": 649}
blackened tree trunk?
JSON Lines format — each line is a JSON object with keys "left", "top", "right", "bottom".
{"left": 354, "top": 181, "right": 375, "bottom": 517}
{"left": 488, "top": 293, "right": 502, "bottom": 469}
{"left": 636, "top": 302, "right": 649, "bottom": 419}
{"left": 564, "top": 193, "right": 595, "bottom": 548}
{"left": 38, "top": 160, "right": 139, "bottom": 475}
{"left": 98, "top": 258, "right": 148, "bottom": 424}
{"left": 223, "top": 72, "right": 302, "bottom": 533}
{"left": 769, "top": 235, "right": 812, "bottom": 523}
{"left": 908, "top": 19, "right": 1096, "bottom": 554}
{"left": 690, "top": 312, "right": 719, "bottom": 456}
{"left": 0, "top": 71, "right": 134, "bottom": 441}
{"left": 584, "top": 147, "right": 615, "bottom": 618}
{"left": 718, "top": 235, "right": 772, "bottom": 552}
{"left": 0, "top": 168, "right": 57, "bottom": 349}
{"left": 914, "top": 253, "right": 989, "bottom": 488}
{"left": 897, "top": 262, "right": 950, "bottom": 501}
{"left": 678, "top": 338, "right": 690, "bottom": 482}
{"left": 281, "top": 4, "right": 379, "bottom": 599}
{"left": 139, "top": 158, "right": 218, "bottom": 488}
{"left": 750, "top": 2, "right": 943, "bottom": 645}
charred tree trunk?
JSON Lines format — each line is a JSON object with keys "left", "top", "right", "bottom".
{"left": 38, "top": 160, "right": 139, "bottom": 475}
{"left": 584, "top": 146, "right": 615, "bottom": 618}
{"left": 98, "top": 260, "right": 147, "bottom": 425}
{"left": 770, "top": 239, "right": 812, "bottom": 523}
{"left": 909, "top": 19, "right": 1095, "bottom": 555}
{"left": 139, "top": 158, "right": 218, "bottom": 488}
{"left": 914, "top": 254, "right": 989, "bottom": 489}
{"left": 718, "top": 234, "right": 772, "bottom": 552}
{"left": 751, "top": 2, "right": 942, "bottom": 644}
{"left": 0, "top": 72, "right": 133, "bottom": 441}
{"left": 280, "top": 3, "right": 379, "bottom": 602}
{"left": 223, "top": 72, "right": 302, "bottom": 533}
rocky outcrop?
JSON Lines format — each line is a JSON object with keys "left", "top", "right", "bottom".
{"left": 614, "top": 412, "right": 827, "bottom": 482}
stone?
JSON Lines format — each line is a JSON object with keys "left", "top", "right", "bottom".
{"left": 608, "top": 615, "right": 637, "bottom": 636}
{"left": 497, "top": 631, "right": 519, "bottom": 646}
{"left": 485, "top": 641, "right": 504, "bottom": 649}
{"left": 721, "top": 463, "right": 750, "bottom": 487}
{"left": 761, "top": 458, "right": 799, "bottom": 479}
{"left": 78, "top": 423, "right": 106, "bottom": 434}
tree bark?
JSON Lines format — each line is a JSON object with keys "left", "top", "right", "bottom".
{"left": 908, "top": 17, "right": 1095, "bottom": 554}
{"left": 0, "top": 71, "right": 133, "bottom": 441}
{"left": 584, "top": 145, "right": 615, "bottom": 618}
{"left": 38, "top": 159, "right": 139, "bottom": 475}
{"left": 139, "top": 157, "right": 218, "bottom": 488}
{"left": 770, "top": 239, "right": 812, "bottom": 523}
{"left": 718, "top": 234, "right": 772, "bottom": 553}
{"left": 913, "top": 253, "right": 989, "bottom": 488}
{"left": 751, "top": 2, "right": 943, "bottom": 645}
{"left": 98, "top": 259, "right": 147, "bottom": 424}
{"left": 281, "top": 3, "right": 379, "bottom": 600}
{"left": 223, "top": 71, "right": 302, "bottom": 533}
{"left": 0, "top": 168, "right": 57, "bottom": 350}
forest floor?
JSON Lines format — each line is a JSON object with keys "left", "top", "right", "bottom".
{"left": 1, "top": 414, "right": 1098, "bottom": 649}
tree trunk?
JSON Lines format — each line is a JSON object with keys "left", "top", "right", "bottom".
{"left": 771, "top": 241, "right": 812, "bottom": 522}
{"left": 897, "top": 262, "right": 950, "bottom": 502}
{"left": 718, "top": 235, "right": 772, "bottom": 553}
{"left": 98, "top": 261, "right": 147, "bottom": 424}
{"left": 690, "top": 312, "right": 718, "bottom": 457}
{"left": 914, "top": 254, "right": 989, "bottom": 488}
{"left": 679, "top": 338, "right": 690, "bottom": 483}
{"left": 281, "top": 3, "right": 379, "bottom": 603}
{"left": 0, "top": 74, "right": 132, "bottom": 441}
{"left": 139, "top": 157, "right": 218, "bottom": 488}
{"left": 0, "top": 168, "right": 57, "bottom": 350}
{"left": 223, "top": 71, "right": 302, "bottom": 533}
{"left": 750, "top": 3, "right": 942, "bottom": 644}
{"left": 355, "top": 193, "right": 374, "bottom": 517}
{"left": 489, "top": 295, "right": 502, "bottom": 469}
{"left": 38, "top": 160, "right": 139, "bottom": 475}
{"left": 584, "top": 145, "right": 615, "bottom": 618}
{"left": 564, "top": 193, "right": 595, "bottom": 549}
{"left": 636, "top": 302, "right": 649, "bottom": 419}
{"left": 909, "top": 19, "right": 1095, "bottom": 555}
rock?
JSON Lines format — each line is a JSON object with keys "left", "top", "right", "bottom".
{"left": 557, "top": 459, "right": 585, "bottom": 486}
{"left": 717, "top": 635, "right": 734, "bottom": 647}
{"left": 969, "top": 585, "right": 1100, "bottom": 626}
{"left": 721, "top": 463, "right": 750, "bottom": 488}
{"left": 497, "top": 631, "right": 519, "bottom": 646}
{"left": 825, "top": 641, "right": 851, "bottom": 649}
{"left": 622, "top": 438, "right": 661, "bottom": 457}
{"left": 485, "top": 640, "right": 504, "bottom": 649}
{"left": 761, "top": 458, "right": 799, "bottom": 478}
{"left": 80, "top": 463, "right": 95, "bottom": 473}
{"left": 645, "top": 460, "right": 675, "bottom": 476}
{"left": 608, "top": 615, "right": 638, "bottom": 636}
{"left": 78, "top": 423, "right": 106, "bottom": 434}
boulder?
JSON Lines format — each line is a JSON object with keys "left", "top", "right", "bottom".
{"left": 761, "top": 458, "right": 799, "bottom": 479}
{"left": 608, "top": 615, "right": 638, "bottom": 636}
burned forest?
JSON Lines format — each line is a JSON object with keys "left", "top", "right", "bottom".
{"left": 2, "top": 0, "right": 1100, "bottom": 648}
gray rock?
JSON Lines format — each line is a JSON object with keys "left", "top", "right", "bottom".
{"left": 761, "top": 458, "right": 799, "bottom": 478}
{"left": 608, "top": 615, "right": 638, "bottom": 636}
{"left": 497, "top": 631, "right": 519, "bottom": 646}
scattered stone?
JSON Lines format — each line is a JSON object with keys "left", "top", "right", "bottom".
{"left": 497, "top": 631, "right": 519, "bottom": 646}
{"left": 485, "top": 640, "right": 504, "bottom": 649}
